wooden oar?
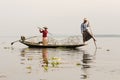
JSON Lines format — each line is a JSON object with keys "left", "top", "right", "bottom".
{"left": 11, "top": 36, "right": 38, "bottom": 45}
{"left": 88, "top": 22, "right": 97, "bottom": 48}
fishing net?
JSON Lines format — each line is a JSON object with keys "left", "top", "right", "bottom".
{"left": 48, "top": 36, "right": 82, "bottom": 45}
{"left": 26, "top": 35, "right": 83, "bottom": 45}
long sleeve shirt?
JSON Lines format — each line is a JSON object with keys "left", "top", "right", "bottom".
{"left": 40, "top": 29, "right": 48, "bottom": 37}
{"left": 81, "top": 23, "right": 89, "bottom": 33}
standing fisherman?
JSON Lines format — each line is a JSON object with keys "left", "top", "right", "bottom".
{"left": 81, "top": 18, "right": 97, "bottom": 48}
{"left": 39, "top": 27, "right": 48, "bottom": 45}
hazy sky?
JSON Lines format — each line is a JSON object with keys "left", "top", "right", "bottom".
{"left": 0, "top": 0, "right": 120, "bottom": 36}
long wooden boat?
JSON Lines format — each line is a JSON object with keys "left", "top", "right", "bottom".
{"left": 19, "top": 40, "right": 85, "bottom": 48}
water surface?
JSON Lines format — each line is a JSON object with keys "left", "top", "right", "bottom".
{"left": 0, "top": 36, "right": 120, "bottom": 80}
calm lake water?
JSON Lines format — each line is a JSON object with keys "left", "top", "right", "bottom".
{"left": 0, "top": 36, "right": 120, "bottom": 80}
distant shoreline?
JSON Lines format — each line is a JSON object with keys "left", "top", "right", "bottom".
{"left": 94, "top": 34, "right": 120, "bottom": 37}
{"left": 0, "top": 34, "right": 120, "bottom": 38}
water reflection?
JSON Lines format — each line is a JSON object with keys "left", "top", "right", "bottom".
{"left": 42, "top": 48, "right": 48, "bottom": 71}
{"left": 20, "top": 48, "right": 97, "bottom": 80}
{"left": 20, "top": 48, "right": 63, "bottom": 73}
{"left": 81, "top": 49, "right": 97, "bottom": 79}
{"left": 20, "top": 48, "right": 42, "bottom": 73}
{"left": 42, "top": 48, "right": 63, "bottom": 71}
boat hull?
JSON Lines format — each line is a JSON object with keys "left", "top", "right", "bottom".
{"left": 19, "top": 40, "right": 85, "bottom": 48}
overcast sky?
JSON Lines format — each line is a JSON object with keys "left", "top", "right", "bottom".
{"left": 0, "top": 0, "right": 120, "bottom": 36}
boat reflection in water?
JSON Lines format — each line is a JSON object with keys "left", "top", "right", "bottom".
{"left": 20, "top": 48, "right": 62, "bottom": 73}
{"left": 20, "top": 48, "right": 42, "bottom": 73}
{"left": 20, "top": 48, "right": 49, "bottom": 73}
{"left": 20, "top": 47, "right": 97, "bottom": 80}
{"left": 41, "top": 48, "right": 62, "bottom": 71}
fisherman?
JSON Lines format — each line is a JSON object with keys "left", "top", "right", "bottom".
{"left": 81, "top": 18, "right": 97, "bottom": 48}
{"left": 39, "top": 26, "right": 48, "bottom": 45}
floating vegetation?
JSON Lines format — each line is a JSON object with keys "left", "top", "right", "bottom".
{"left": 50, "top": 57, "right": 61, "bottom": 67}
{"left": 76, "top": 63, "right": 81, "bottom": 66}
{"left": 26, "top": 66, "right": 32, "bottom": 69}
{"left": 51, "top": 61, "right": 61, "bottom": 67}
{"left": 43, "top": 65, "right": 48, "bottom": 71}
{"left": 51, "top": 57, "right": 61, "bottom": 61}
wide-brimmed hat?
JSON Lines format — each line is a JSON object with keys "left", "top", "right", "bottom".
{"left": 83, "top": 18, "right": 87, "bottom": 21}
{"left": 43, "top": 26, "right": 48, "bottom": 29}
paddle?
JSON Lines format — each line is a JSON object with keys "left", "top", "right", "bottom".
{"left": 88, "top": 21, "right": 97, "bottom": 48}
{"left": 11, "top": 36, "right": 38, "bottom": 45}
